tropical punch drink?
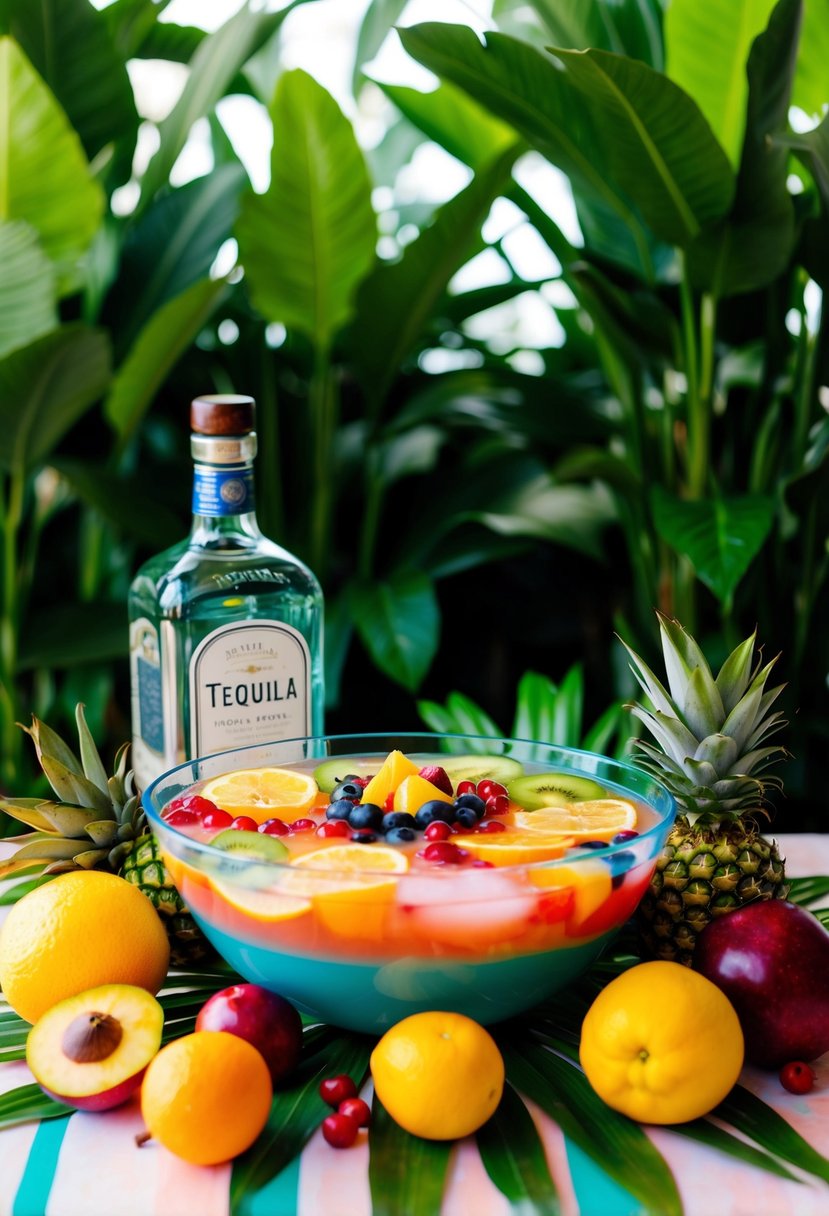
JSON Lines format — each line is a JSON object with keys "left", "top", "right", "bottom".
{"left": 144, "top": 735, "right": 675, "bottom": 1031}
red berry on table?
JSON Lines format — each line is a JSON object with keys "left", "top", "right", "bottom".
{"left": 322, "top": 1112, "right": 359, "bottom": 1148}
{"left": 780, "top": 1062, "right": 816, "bottom": 1094}
{"left": 259, "top": 818, "right": 290, "bottom": 836}
{"left": 424, "top": 821, "right": 452, "bottom": 842}
{"left": 201, "top": 808, "right": 234, "bottom": 831}
{"left": 230, "top": 816, "right": 259, "bottom": 832}
{"left": 477, "top": 779, "right": 507, "bottom": 801}
{"left": 484, "top": 794, "right": 510, "bottom": 818}
{"left": 456, "top": 779, "right": 477, "bottom": 796}
{"left": 317, "top": 819, "right": 350, "bottom": 838}
{"left": 320, "top": 1074, "right": 358, "bottom": 1107}
{"left": 338, "top": 1097, "right": 371, "bottom": 1127}
{"left": 290, "top": 818, "right": 317, "bottom": 833}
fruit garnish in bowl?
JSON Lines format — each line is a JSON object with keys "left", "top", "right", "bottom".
{"left": 143, "top": 733, "right": 675, "bottom": 1032}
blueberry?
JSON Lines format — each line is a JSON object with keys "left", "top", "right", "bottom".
{"left": 610, "top": 849, "right": 637, "bottom": 888}
{"left": 350, "top": 830, "right": 377, "bottom": 844}
{"left": 326, "top": 798, "right": 355, "bottom": 820}
{"left": 382, "top": 811, "right": 417, "bottom": 833}
{"left": 454, "top": 807, "right": 479, "bottom": 830}
{"left": 454, "top": 793, "right": 486, "bottom": 819}
{"left": 575, "top": 840, "right": 608, "bottom": 851}
{"left": 386, "top": 826, "right": 417, "bottom": 845}
{"left": 414, "top": 800, "right": 456, "bottom": 829}
{"left": 332, "top": 780, "right": 363, "bottom": 802}
{"left": 348, "top": 802, "right": 383, "bottom": 831}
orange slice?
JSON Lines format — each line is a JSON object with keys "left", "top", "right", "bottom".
{"left": 212, "top": 882, "right": 311, "bottom": 923}
{"left": 512, "top": 798, "right": 637, "bottom": 841}
{"left": 394, "top": 773, "right": 452, "bottom": 813}
{"left": 529, "top": 862, "right": 612, "bottom": 927}
{"left": 461, "top": 830, "right": 575, "bottom": 866}
{"left": 200, "top": 767, "right": 318, "bottom": 824}
{"left": 279, "top": 845, "right": 408, "bottom": 941}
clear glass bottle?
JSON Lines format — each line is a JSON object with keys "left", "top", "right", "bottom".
{"left": 128, "top": 394, "right": 324, "bottom": 789}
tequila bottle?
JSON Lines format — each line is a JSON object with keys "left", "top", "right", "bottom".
{"left": 128, "top": 394, "right": 324, "bottom": 789}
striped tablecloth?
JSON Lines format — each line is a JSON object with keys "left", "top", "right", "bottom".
{"left": 1, "top": 835, "right": 828, "bottom": 1216}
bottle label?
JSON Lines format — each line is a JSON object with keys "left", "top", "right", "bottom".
{"left": 130, "top": 618, "right": 165, "bottom": 788}
{"left": 189, "top": 620, "right": 312, "bottom": 757}
{"left": 192, "top": 466, "right": 255, "bottom": 516}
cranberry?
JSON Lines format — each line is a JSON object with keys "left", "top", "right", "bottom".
{"left": 317, "top": 820, "right": 350, "bottom": 838}
{"left": 322, "top": 1112, "right": 359, "bottom": 1148}
{"left": 456, "top": 779, "right": 477, "bottom": 796}
{"left": 230, "top": 816, "right": 259, "bottom": 832}
{"left": 201, "top": 809, "right": 234, "bottom": 831}
{"left": 484, "top": 794, "right": 510, "bottom": 818}
{"left": 184, "top": 795, "right": 221, "bottom": 818}
{"left": 477, "top": 779, "right": 507, "bottom": 801}
{"left": 320, "top": 1074, "right": 358, "bottom": 1106}
{"left": 424, "top": 821, "right": 452, "bottom": 842}
{"left": 472, "top": 859, "right": 495, "bottom": 868}
{"left": 780, "top": 1062, "right": 816, "bottom": 1094}
{"left": 164, "top": 795, "right": 191, "bottom": 813}
{"left": 259, "top": 818, "right": 290, "bottom": 836}
{"left": 419, "top": 841, "right": 464, "bottom": 864}
{"left": 612, "top": 830, "right": 640, "bottom": 843}
{"left": 290, "top": 818, "right": 317, "bottom": 833}
{"left": 477, "top": 819, "right": 507, "bottom": 833}
{"left": 338, "top": 1096, "right": 371, "bottom": 1127}
{"left": 353, "top": 776, "right": 371, "bottom": 789}
{"left": 164, "top": 809, "right": 200, "bottom": 827}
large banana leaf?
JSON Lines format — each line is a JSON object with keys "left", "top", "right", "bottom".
{"left": 688, "top": 0, "right": 801, "bottom": 295}
{"left": 522, "top": 0, "right": 665, "bottom": 68}
{"left": 0, "top": 221, "right": 56, "bottom": 358}
{"left": 0, "top": 37, "right": 104, "bottom": 275}
{"left": 106, "top": 164, "right": 246, "bottom": 358}
{"left": 51, "top": 457, "right": 182, "bottom": 547}
{"left": 104, "top": 277, "right": 227, "bottom": 450}
{"left": 137, "top": 1, "right": 302, "bottom": 209}
{"left": 18, "top": 602, "right": 128, "bottom": 671}
{"left": 665, "top": 0, "right": 778, "bottom": 167}
{"left": 4, "top": 0, "right": 138, "bottom": 166}
{"left": 379, "top": 79, "right": 519, "bottom": 170}
{"left": 352, "top": 0, "right": 409, "bottom": 93}
{"left": 0, "top": 326, "right": 110, "bottom": 475}
{"left": 236, "top": 69, "right": 376, "bottom": 349}
{"left": 350, "top": 572, "right": 440, "bottom": 692}
{"left": 350, "top": 148, "right": 517, "bottom": 408}
{"left": 399, "top": 24, "right": 735, "bottom": 249}
{"left": 792, "top": 0, "right": 829, "bottom": 118}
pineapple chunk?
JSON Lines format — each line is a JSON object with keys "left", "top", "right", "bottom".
{"left": 394, "top": 774, "right": 453, "bottom": 814}
{"left": 361, "top": 750, "right": 420, "bottom": 807}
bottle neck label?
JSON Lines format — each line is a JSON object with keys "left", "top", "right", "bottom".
{"left": 189, "top": 620, "right": 311, "bottom": 757}
{"left": 192, "top": 465, "right": 255, "bottom": 517}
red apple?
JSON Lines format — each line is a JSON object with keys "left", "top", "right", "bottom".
{"left": 694, "top": 900, "right": 829, "bottom": 1068}
{"left": 26, "top": 984, "right": 163, "bottom": 1111}
{"left": 195, "top": 984, "right": 302, "bottom": 1085}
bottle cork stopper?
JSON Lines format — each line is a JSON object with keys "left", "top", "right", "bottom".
{"left": 190, "top": 394, "right": 255, "bottom": 436}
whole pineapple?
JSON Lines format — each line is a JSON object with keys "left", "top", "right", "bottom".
{"left": 0, "top": 706, "right": 211, "bottom": 966}
{"left": 623, "top": 616, "right": 788, "bottom": 965}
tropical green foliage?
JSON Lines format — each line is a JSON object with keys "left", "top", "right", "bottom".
{"left": 0, "top": 0, "right": 825, "bottom": 829}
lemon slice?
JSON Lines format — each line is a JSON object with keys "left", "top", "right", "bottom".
{"left": 212, "top": 882, "right": 311, "bottom": 923}
{"left": 460, "top": 830, "right": 575, "bottom": 866}
{"left": 279, "top": 845, "right": 408, "bottom": 942}
{"left": 200, "top": 766, "right": 318, "bottom": 824}
{"left": 512, "top": 798, "right": 637, "bottom": 841}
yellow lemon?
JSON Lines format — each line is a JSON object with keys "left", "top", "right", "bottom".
{"left": 512, "top": 798, "right": 637, "bottom": 841}
{"left": 370, "top": 1011, "right": 504, "bottom": 1139}
{"left": 0, "top": 872, "right": 169, "bottom": 1024}
{"left": 140, "top": 1031, "right": 272, "bottom": 1165}
{"left": 579, "top": 961, "right": 744, "bottom": 1124}
{"left": 200, "top": 766, "right": 318, "bottom": 824}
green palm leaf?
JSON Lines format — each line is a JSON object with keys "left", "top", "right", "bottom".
{"left": 0, "top": 1083, "right": 70, "bottom": 1131}
{"left": 368, "top": 1095, "right": 454, "bottom": 1216}
{"left": 477, "top": 1082, "right": 561, "bottom": 1214}
{"left": 716, "top": 1086, "right": 829, "bottom": 1184}
{"left": 236, "top": 69, "right": 376, "bottom": 349}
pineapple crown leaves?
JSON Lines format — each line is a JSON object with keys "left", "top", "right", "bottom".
{"left": 21, "top": 705, "right": 112, "bottom": 815}
{"left": 621, "top": 614, "right": 788, "bottom": 822}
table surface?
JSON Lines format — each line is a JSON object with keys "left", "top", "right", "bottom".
{"left": 1, "top": 834, "right": 828, "bottom": 1216}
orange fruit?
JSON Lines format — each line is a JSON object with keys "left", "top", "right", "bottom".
{"left": 512, "top": 798, "right": 637, "bottom": 841}
{"left": 579, "top": 961, "right": 744, "bottom": 1123}
{"left": 460, "top": 830, "right": 574, "bottom": 866}
{"left": 199, "top": 766, "right": 318, "bottom": 824}
{"left": 0, "top": 872, "right": 169, "bottom": 1024}
{"left": 280, "top": 844, "right": 408, "bottom": 941}
{"left": 140, "top": 1031, "right": 272, "bottom": 1165}
{"left": 371, "top": 1011, "right": 504, "bottom": 1139}
{"left": 394, "top": 773, "right": 452, "bottom": 813}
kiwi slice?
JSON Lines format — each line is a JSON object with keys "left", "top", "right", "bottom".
{"left": 437, "top": 754, "right": 524, "bottom": 787}
{"left": 313, "top": 757, "right": 378, "bottom": 793}
{"left": 211, "top": 829, "right": 289, "bottom": 863}
{"left": 507, "top": 771, "right": 606, "bottom": 811}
